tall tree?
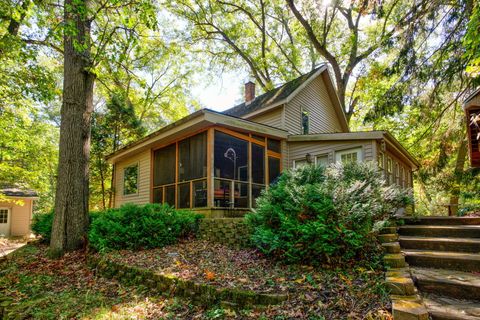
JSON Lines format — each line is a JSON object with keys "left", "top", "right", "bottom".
{"left": 50, "top": 0, "right": 95, "bottom": 254}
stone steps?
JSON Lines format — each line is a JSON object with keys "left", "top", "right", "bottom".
{"left": 402, "top": 217, "right": 480, "bottom": 226}
{"left": 403, "top": 250, "right": 480, "bottom": 272}
{"left": 399, "top": 225, "right": 480, "bottom": 238}
{"left": 399, "top": 236, "right": 480, "bottom": 253}
{"left": 423, "top": 294, "right": 480, "bottom": 320}
{"left": 411, "top": 267, "right": 480, "bottom": 301}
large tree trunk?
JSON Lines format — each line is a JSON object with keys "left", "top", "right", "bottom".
{"left": 448, "top": 138, "right": 468, "bottom": 216}
{"left": 50, "top": 0, "right": 94, "bottom": 255}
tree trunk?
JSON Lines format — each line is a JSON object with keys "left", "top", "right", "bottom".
{"left": 448, "top": 138, "right": 468, "bottom": 216}
{"left": 50, "top": 0, "right": 94, "bottom": 255}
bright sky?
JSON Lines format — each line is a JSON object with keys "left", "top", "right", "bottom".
{"left": 191, "top": 70, "right": 248, "bottom": 112}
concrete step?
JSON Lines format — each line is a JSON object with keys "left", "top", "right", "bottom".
{"left": 403, "top": 250, "right": 480, "bottom": 272}
{"left": 399, "top": 225, "right": 480, "bottom": 238}
{"left": 399, "top": 236, "right": 480, "bottom": 253}
{"left": 382, "top": 242, "right": 401, "bottom": 254}
{"left": 402, "top": 216, "right": 480, "bottom": 226}
{"left": 411, "top": 267, "right": 480, "bottom": 301}
{"left": 423, "top": 294, "right": 480, "bottom": 320}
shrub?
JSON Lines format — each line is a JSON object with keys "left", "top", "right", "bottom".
{"left": 31, "top": 211, "right": 54, "bottom": 243}
{"left": 246, "top": 162, "right": 412, "bottom": 266}
{"left": 88, "top": 203, "right": 202, "bottom": 252}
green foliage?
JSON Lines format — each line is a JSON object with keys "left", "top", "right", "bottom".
{"left": 88, "top": 203, "right": 203, "bottom": 252}
{"left": 31, "top": 211, "right": 54, "bottom": 243}
{"left": 246, "top": 162, "right": 411, "bottom": 265}
{"left": 464, "top": 2, "right": 480, "bottom": 76}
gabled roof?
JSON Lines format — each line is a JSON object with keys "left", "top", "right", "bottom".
{"left": 463, "top": 87, "right": 480, "bottom": 109}
{"left": 223, "top": 65, "right": 326, "bottom": 117}
{"left": 0, "top": 186, "right": 38, "bottom": 198}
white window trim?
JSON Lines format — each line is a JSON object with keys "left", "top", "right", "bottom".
{"left": 293, "top": 158, "right": 310, "bottom": 169}
{"left": 315, "top": 154, "right": 329, "bottom": 166}
{"left": 0, "top": 208, "right": 9, "bottom": 224}
{"left": 334, "top": 147, "right": 363, "bottom": 163}
{"left": 123, "top": 162, "right": 140, "bottom": 196}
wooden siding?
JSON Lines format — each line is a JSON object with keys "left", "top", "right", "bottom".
{"left": 114, "top": 150, "right": 151, "bottom": 207}
{"left": 285, "top": 76, "right": 344, "bottom": 135}
{"left": 377, "top": 141, "right": 414, "bottom": 187}
{"left": 0, "top": 199, "right": 33, "bottom": 237}
{"left": 247, "top": 107, "right": 284, "bottom": 129}
{"left": 287, "top": 140, "right": 374, "bottom": 169}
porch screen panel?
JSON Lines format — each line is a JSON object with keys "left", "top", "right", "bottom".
{"left": 153, "top": 143, "right": 176, "bottom": 186}
{"left": 214, "top": 131, "right": 248, "bottom": 181}
{"left": 252, "top": 143, "right": 265, "bottom": 184}
{"left": 268, "top": 157, "right": 281, "bottom": 184}
{"left": 179, "top": 132, "right": 207, "bottom": 182}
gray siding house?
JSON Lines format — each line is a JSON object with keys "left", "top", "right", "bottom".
{"left": 107, "top": 65, "right": 419, "bottom": 217}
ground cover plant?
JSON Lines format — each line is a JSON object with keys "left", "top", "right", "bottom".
{"left": 246, "top": 162, "right": 412, "bottom": 266}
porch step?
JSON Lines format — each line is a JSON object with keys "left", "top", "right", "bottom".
{"left": 402, "top": 216, "right": 480, "bottom": 226}
{"left": 403, "top": 250, "right": 480, "bottom": 272}
{"left": 411, "top": 267, "right": 480, "bottom": 301}
{"left": 398, "top": 225, "right": 480, "bottom": 238}
{"left": 423, "top": 294, "right": 480, "bottom": 320}
{"left": 399, "top": 236, "right": 480, "bottom": 253}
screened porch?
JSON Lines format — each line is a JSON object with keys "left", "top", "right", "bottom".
{"left": 151, "top": 127, "right": 282, "bottom": 211}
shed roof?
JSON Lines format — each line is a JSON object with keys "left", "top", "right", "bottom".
{"left": 0, "top": 187, "right": 38, "bottom": 198}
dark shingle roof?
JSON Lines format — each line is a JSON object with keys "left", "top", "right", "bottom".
{"left": 0, "top": 187, "right": 38, "bottom": 198}
{"left": 223, "top": 65, "right": 325, "bottom": 117}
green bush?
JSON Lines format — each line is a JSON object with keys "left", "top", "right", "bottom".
{"left": 88, "top": 203, "right": 202, "bottom": 252}
{"left": 31, "top": 211, "right": 54, "bottom": 243}
{"left": 246, "top": 162, "right": 412, "bottom": 266}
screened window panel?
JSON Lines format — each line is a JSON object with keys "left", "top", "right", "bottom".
{"left": 165, "top": 185, "right": 176, "bottom": 206}
{"left": 214, "top": 131, "right": 248, "bottom": 181}
{"left": 251, "top": 134, "right": 265, "bottom": 142}
{"left": 153, "top": 188, "right": 163, "bottom": 203}
{"left": 234, "top": 182, "right": 249, "bottom": 208}
{"left": 214, "top": 179, "right": 231, "bottom": 207}
{"left": 268, "top": 157, "right": 281, "bottom": 184}
{"left": 178, "top": 183, "right": 190, "bottom": 208}
{"left": 252, "top": 143, "right": 265, "bottom": 184}
{"left": 316, "top": 155, "right": 329, "bottom": 167}
{"left": 178, "top": 132, "right": 207, "bottom": 182}
{"left": 252, "top": 184, "right": 265, "bottom": 208}
{"left": 193, "top": 180, "right": 207, "bottom": 208}
{"left": 294, "top": 159, "right": 308, "bottom": 169}
{"left": 267, "top": 138, "right": 281, "bottom": 153}
{"left": 123, "top": 164, "right": 138, "bottom": 195}
{"left": 153, "top": 143, "right": 176, "bottom": 186}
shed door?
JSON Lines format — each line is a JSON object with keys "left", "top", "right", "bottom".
{"left": 0, "top": 208, "right": 10, "bottom": 237}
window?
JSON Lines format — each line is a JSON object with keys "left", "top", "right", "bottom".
{"left": 252, "top": 143, "right": 265, "bottom": 184}
{"left": 386, "top": 157, "right": 393, "bottom": 184}
{"left": 316, "top": 155, "right": 329, "bottom": 167}
{"left": 153, "top": 143, "right": 176, "bottom": 186}
{"left": 178, "top": 132, "right": 207, "bottom": 182}
{"left": 123, "top": 164, "right": 138, "bottom": 195}
{"left": 214, "top": 131, "right": 248, "bottom": 181}
{"left": 0, "top": 209, "right": 8, "bottom": 224}
{"left": 301, "top": 109, "right": 309, "bottom": 134}
{"left": 335, "top": 148, "right": 362, "bottom": 164}
{"left": 293, "top": 158, "right": 308, "bottom": 169}
{"left": 377, "top": 152, "right": 384, "bottom": 169}
{"left": 267, "top": 138, "right": 281, "bottom": 153}
{"left": 268, "top": 157, "right": 281, "bottom": 184}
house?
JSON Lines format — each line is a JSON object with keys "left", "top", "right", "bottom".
{"left": 107, "top": 65, "right": 419, "bottom": 217}
{"left": 0, "top": 187, "right": 38, "bottom": 237}
{"left": 463, "top": 88, "right": 480, "bottom": 168}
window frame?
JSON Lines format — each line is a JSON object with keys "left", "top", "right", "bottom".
{"left": 315, "top": 154, "right": 329, "bottom": 167}
{"left": 334, "top": 147, "right": 363, "bottom": 164}
{"left": 0, "top": 208, "right": 9, "bottom": 224}
{"left": 301, "top": 108, "right": 310, "bottom": 135}
{"left": 123, "top": 162, "right": 139, "bottom": 196}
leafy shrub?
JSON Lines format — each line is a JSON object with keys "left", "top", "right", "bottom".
{"left": 88, "top": 203, "right": 202, "bottom": 252}
{"left": 246, "top": 162, "right": 411, "bottom": 266}
{"left": 31, "top": 211, "right": 54, "bottom": 243}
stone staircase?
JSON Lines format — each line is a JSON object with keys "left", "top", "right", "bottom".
{"left": 398, "top": 216, "right": 480, "bottom": 320}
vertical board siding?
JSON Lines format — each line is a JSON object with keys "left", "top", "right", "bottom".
{"left": 287, "top": 140, "right": 374, "bottom": 169}
{"left": 247, "top": 107, "right": 284, "bottom": 129}
{"left": 285, "top": 76, "right": 344, "bottom": 135}
{"left": 114, "top": 150, "right": 151, "bottom": 207}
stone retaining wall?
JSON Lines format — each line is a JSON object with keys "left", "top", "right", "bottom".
{"left": 89, "top": 255, "right": 287, "bottom": 308}
{"left": 197, "top": 218, "right": 251, "bottom": 248}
